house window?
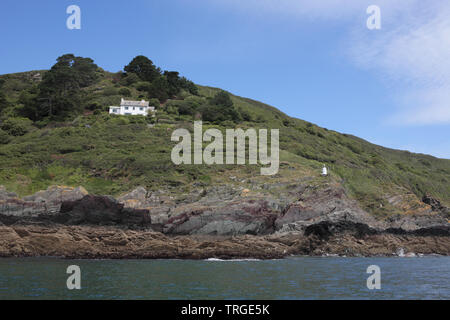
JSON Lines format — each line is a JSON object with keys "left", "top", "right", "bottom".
{"left": 113, "top": 109, "right": 118, "bottom": 113}
{"left": 125, "top": 107, "right": 129, "bottom": 110}
{"left": 140, "top": 107, "right": 144, "bottom": 111}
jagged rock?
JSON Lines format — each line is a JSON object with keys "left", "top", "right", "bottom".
{"left": 275, "top": 185, "right": 382, "bottom": 234}
{"left": 0, "top": 224, "right": 448, "bottom": 259}
{"left": 423, "top": 194, "right": 449, "bottom": 215}
{"left": 163, "top": 199, "right": 277, "bottom": 236}
{"left": 116, "top": 186, "right": 282, "bottom": 236}
{"left": 0, "top": 186, "right": 18, "bottom": 200}
{"left": 118, "top": 187, "right": 148, "bottom": 206}
{"left": 55, "top": 195, "right": 151, "bottom": 227}
{"left": 386, "top": 213, "right": 449, "bottom": 231}
{"left": 0, "top": 186, "right": 88, "bottom": 219}
{"left": 23, "top": 186, "right": 88, "bottom": 212}
{"left": 0, "top": 184, "right": 448, "bottom": 238}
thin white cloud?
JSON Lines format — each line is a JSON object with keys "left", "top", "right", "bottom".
{"left": 211, "top": 0, "right": 418, "bottom": 21}
{"left": 210, "top": 0, "right": 450, "bottom": 126}
{"left": 341, "top": 1, "right": 450, "bottom": 125}
{"left": 387, "top": 87, "right": 450, "bottom": 125}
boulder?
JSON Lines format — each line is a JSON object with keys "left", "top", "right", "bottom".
{"left": 55, "top": 195, "right": 152, "bottom": 227}
{"left": 275, "top": 185, "right": 382, "bottom": 234}
{"left": 0, "top": 186, "right": 88, "bottom": 220}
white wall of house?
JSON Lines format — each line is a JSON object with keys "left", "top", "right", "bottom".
{"left": 109, "top": 98, "right": 156, "bottom": 116}
{"left": 109, "top": 105, "right": 153, "bottom": 116}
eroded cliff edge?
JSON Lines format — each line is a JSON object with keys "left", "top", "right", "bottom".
{"left": 0, "top": 184, "right": 449, "bottom": 259}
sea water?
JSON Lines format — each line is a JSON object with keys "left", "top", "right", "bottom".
{"left": 0, "top": 256, "right": 448, "bottom": 300}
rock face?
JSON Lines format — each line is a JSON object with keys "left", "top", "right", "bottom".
{"left": 163, "top": 199, "right": 277, "bottom": 236}
{"left": 0, "top": 186, "right": 87, "bottom": 218}
{"left": 55, "top": 195, "right": 151, "bottom": 227}
{"left": 0, "top": 224, "right": 448, "bottom": 259}
{"left": 117, "top": 186, "right": 279, "bottom": 236}
{"left": 422, "top": 194, "right": 450, "bottom": 216}
{"left": 274, "top": 185, "right": 384, "bottom": 234}
{"left": 0, "top": 184, "right": 448, "bottom": 258}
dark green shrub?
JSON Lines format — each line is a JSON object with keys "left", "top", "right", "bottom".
{"left": 1, "top": 117, "right": 33, "bottom": 136}
{"left": 120, "top": 73, "right": 140, "bottom": 86}
{"left": 0, "top": 128, "right": 11, "bottom": 144}
{"left": 87, "top": 102, "right": 103, "bottom": 111}
{"left": 118, "top": 88, "right": 132, "bottom": 97}
{"left": 103, "top": 87, "right": 118, "bottom": 96}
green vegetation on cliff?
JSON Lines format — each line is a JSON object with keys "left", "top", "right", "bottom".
{"left": 0, "top": 54, "right": 449, "bottom": 218}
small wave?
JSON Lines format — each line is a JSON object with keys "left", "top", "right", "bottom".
{"left": 205, "top": 258, "right": 261, "bottom": 262}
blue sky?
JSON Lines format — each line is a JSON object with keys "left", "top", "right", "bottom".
{"left": 1, "top": 0, "right": 449, "bottom": 158}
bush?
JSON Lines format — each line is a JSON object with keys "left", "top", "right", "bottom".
{"left": 1, "top": 117, "right": 33, "bottom": 136}
{"left": 148, "top": 98, "right": 160, "bottom": 108}
{"left": 0, "top": 128, "right": 11, "bottom": 144}
{"left": 120, "top": 73, "right": 140, "bottom": 86}
{"left": 103, "top": 87, "right": 118, "bottom": 96}
{"left": 108, "top": 116, "right": 130, "bottom": 125}
{"left": 135, "top": 81, "right": 152, "bottom": 92}
{"left": 240, "top": 109, "right": 253, "bottom": 122}
{"left": 118, "top": 88, "right": 132, "bottom": 97}
{"left": 87, "top": 102, "right": 103, "bottom": 111}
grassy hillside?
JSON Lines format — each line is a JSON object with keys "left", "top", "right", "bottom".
{"left": 0, "top": 62, "right": 449, "bottom": 219}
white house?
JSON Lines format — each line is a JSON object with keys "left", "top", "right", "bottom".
{"left": 109, "top": 98, "right": 156, "bottom": 116}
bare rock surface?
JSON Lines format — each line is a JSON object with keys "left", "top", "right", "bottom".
{"left": 0, "top": 224, "right": 448, "bottom": 259}
{"left": 274, "top": 185, "right": 385, "bottom": 235}
{"left": 0, "top": 186, "right": 87, "bottom": 218}
{"left": 0, "top": 184, "right": 448, "bottom": 258}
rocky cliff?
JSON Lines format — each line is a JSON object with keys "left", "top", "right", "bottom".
{"left": 0, "top": 184, "right": 448, "bottom": 259}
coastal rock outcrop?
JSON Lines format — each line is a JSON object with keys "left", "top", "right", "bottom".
{"left": 0, "top": 224, "right": 448, "bottom": 259}
{"left": 0, "top": 185, "right": 87, "bottom": 219}
{"left": 0, "top": 184, "right": 448, "bottom": 259}
{"left": 117, "top": 186, "right": 279, "bottom": 235}
{"left": 54, "top": 195, "right": 152, "bottom": 227}
{"left": 274, "top": 185, "right": 384, "bottom": 234}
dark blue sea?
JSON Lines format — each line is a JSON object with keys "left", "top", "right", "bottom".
{"left": 0, "top": 256, "right": 448, "bottom": 299}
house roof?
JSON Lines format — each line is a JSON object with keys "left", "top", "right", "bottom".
{"left": 120, "top": 98, "right": 150, "bottom": 107}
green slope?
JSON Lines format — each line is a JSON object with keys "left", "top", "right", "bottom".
{"left": 0, "top": 68, "right": 449, "bottom": 219}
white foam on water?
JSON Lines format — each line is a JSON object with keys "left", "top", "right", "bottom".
{"left": 205, "top": 258, "right": 261, "bottom": 262}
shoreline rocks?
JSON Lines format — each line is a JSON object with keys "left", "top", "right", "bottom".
{"left": 0, "top": 224, "right": 448, "bottom": 259}
{"left": 0, "top": 185, "right": 448, "bottom": 259}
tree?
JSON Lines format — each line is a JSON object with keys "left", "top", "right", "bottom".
{"left": 18, "top": 86, "right": 40, "bottom": 120}
{"left": 147, "top": 77, "right": 169, "bottom": 102}
{"left": 201, "top": 91, "right": 241, "bottom": 123}
{"left": 211, "top": 91, "right": 233, "bottom": 108}
{"left": 164, "top": 71, "right": 182, "bottom": 97}
{"left": 124, "top": 56, "right": 161, "bottom": 83}
{"left": 179, "top": 76, "right": 198, "bottom": 95}
{"left": 36, "top": 54, "right": 99, "bottom": 119}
